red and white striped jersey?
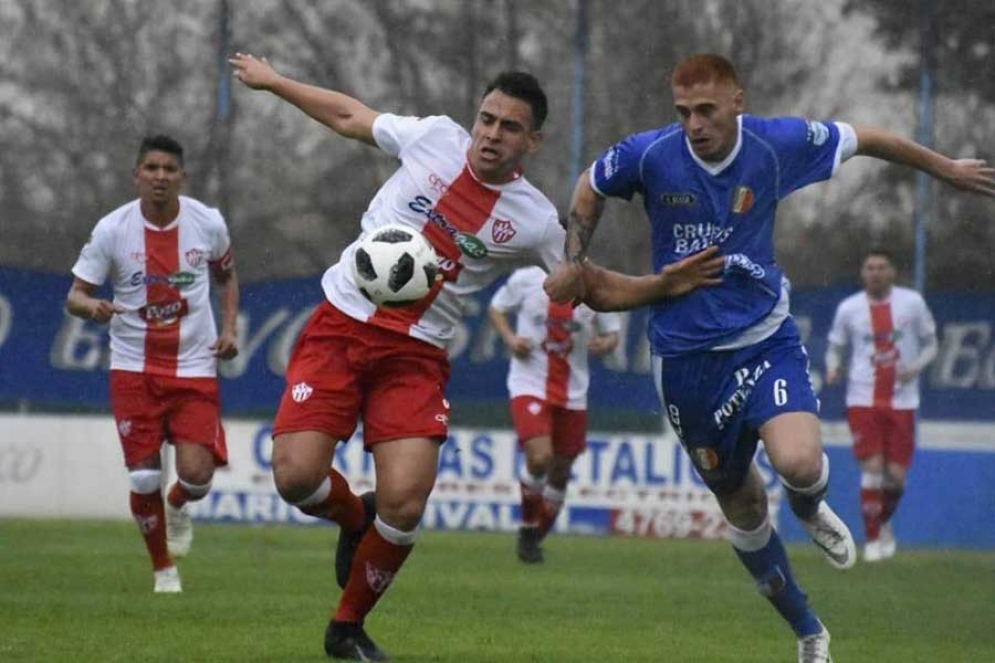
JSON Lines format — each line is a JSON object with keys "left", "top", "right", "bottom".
{"left": 827, "top": 286, "right": 936, "bottom": 409}
{"left": 491, "top": 267, "right": 621, "bottom": 409}
{"left": 321, "top": 114, "right": 565, "bottom": 349}
{"left": 72, "top": 196, "right": 233, "bottom": 378}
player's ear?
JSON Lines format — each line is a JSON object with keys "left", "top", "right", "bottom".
{"left": 527, "top": 129, "right": 544, "bottom": 155}
{"left": 732, "top": 88, "right": 745, "bottom": 113}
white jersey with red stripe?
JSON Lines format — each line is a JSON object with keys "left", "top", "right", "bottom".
{"left": 827, "top": 286, "right": 936, "bottom": 409}
{"left": 321, "top": 113, "right": 565, "bottom": 349}
{"left": 491, "top": 266, "right": 621, "bottom": 409}
{"left": 71, "top": 196, "right": 233, "bottom": 378}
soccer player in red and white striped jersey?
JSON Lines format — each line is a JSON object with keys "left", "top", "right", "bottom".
{"left": 490, "top": 266, "right": 620, "bottom": 563}
{"left": 230, "top": 52, "right": 721, "bottom": 661}
{"left": 66, "top": 135, "right": 240, "bottom": 593}
{"left": 826, "top": 248, "right": 937, "bottom": 562}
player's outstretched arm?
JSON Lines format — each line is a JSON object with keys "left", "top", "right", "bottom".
{"left": 545, "top": 170, "right": 605, "bottom": 303}
{"left": 230, "top": 52, "right": 380, "bottom": 146}
{"left": 579, "top": 247, "right": 724, "bottom": 312}
{"left": 854, "top": 127, "right": 995, "bottom": 197}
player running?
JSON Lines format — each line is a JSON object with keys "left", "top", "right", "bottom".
{"left": 545, "top": 53, "right": 995, "bottom": 662}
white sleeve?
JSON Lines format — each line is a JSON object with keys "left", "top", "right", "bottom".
{"left": 596, "top": 311, "right": 622, "bottom": 334}
{"left": 208, "top": 210, "right": 233, "bottom": 262}
{"left": 71, "top": 221, "right": 114, "bottom": 286}
{"left": 372, "top": 113, "right": 443, "bottom": 158}
{"left": 916, "top": 294, "right": 937, "bottom": 340}
{"left": 490, "top": 274, "right": 523, "bottom": 313}
{"left": 532, "top": 215, "right": 566, "bottom": 273}
{"left": 835, "top": 122, "right": 858, "bottom": 164}
{"left": 826, "top": 301, "right": 849, "bottom": 348}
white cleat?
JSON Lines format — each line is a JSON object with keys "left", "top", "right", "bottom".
{"left": 864, "top": 538, "right": 886, "bottom": 563}
{"left": 798, "top": 624, "right": 832, "bottom": 663}
{"left": 153, "top": 566, "right": 183, "bottom": 593}
{"left": 166, "top": 502, "right": 193, "bottom": 558}
{"left": 879, "top": 522, "right": 897, "bottom": 559}
{"left": 800, "top": 502, "right": 856, "bottom": 570}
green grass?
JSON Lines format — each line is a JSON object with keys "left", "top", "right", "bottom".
{"left": 1, "top": 520, "right": 993, "bottom": 661}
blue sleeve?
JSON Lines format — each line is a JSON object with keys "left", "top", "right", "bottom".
{"left": 590, "top": 131, "right": 657, "bottom": 201}
{"left": 762, "top": 117, "right": 842, "bottom": 199}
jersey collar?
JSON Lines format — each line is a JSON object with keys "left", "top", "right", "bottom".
{"left": 686, "top": 115, "right": 743, "bottom": 176}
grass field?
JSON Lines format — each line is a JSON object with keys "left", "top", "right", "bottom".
{"left": 1, "top": 519, "right": 993, "bottom": 662}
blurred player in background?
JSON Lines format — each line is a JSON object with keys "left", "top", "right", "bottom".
{"left": 230, "top": 52, "right": 719, "bottom": 661}
{"left": 545, "top": 53, "right": 995, "bottom": 662}
{"left": 66, "top": 135, "right": 239, "bottom": 594}
{"left": 826, "top": 248, "right": 937, "bottom": 562}
{"left": 489, "top": 266, "right": 620, "bottom": 564}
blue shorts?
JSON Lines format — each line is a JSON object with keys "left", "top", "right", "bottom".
{"left": 656, "top": 318, "right": 819, "bottom": 495}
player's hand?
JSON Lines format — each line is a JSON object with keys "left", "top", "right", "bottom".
{"left": 940, "top": 158, "right": 995, "bottom": 197}
{"left": 229, "top": 52, "right": 280, "bottom": 91}
{"left": 657, "top": 246, "right": 725, "bottom": 298}
{"left": 508, "top": 337, "right": 532, "bottom": 358}
{"left": 89, "top": 300, "right": 124, "bottom": 324}
{"left": 211, "top": 330, "right": 239, "bottom": 361}
{"left": 896, "top": 367, "right": 919, "bottom": 383}
{"left": 825, "top": 368, "right": 841, "bottom": 385}
{"left": 544, "top": 262, "right": 586, "bottom": 304}
{"left": 587, "top": 336, "right": 615, "bottom": 357}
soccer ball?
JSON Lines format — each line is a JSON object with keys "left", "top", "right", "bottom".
{"left": 352, "top": 224, "right": 439, "bottom": 307}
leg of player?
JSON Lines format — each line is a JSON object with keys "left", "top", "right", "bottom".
{"left": 761, "top": 412, "right": 856, "bottom": 570}
{"left": 718, "top": 464, "right": 831, "bottom": 661}
{"left": 127, "top": 455, "right": 179, "bottom": 593}
{"left": 164, "top": 442, "right": 215, "bottom": 559}
{"left": 538, "top": 454, "right": 574, "bottom": 540}
{"left": 327, "top": 436, "right": 440, "bottom": 661}
{"left": 518, "top": 434, "right": 553, "bottom": 564}
{"left": 858, "top": 454, "right": 886, "bottom": 562}
{"left": 879, "top": 461, "right": 908, "bottom": 559}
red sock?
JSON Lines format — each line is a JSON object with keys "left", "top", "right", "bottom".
{"left": 130, "top": 491, "right": 172, "bottom": 571}
{"left": 538, "top": 498, "right": 563, "bottom": 538}
{"left": 299, "top": 469, "right": 366, "bottom": 532}
{"left": 334, "top": 525, "right": 413, "bottom": 623}
{"left": 520, "top": 482, "right": 543, "bottom": 526}
{"left": 167, "top": 482, "right": 191, "bottom": 509}
{"left": 881, "top": 488, "right": 903, "bottom": 524}
{"left": 860, "top": 487, "right": 883, "bottom": 541}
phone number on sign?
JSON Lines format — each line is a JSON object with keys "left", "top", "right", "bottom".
{"left": 610, "top": 508, "right": 727, "bottom": 539}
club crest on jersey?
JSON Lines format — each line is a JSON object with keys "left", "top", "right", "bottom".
{"left": 661, "top": 192, "right": 697, "bottom": 207}
{"left": 291, "top": 382, "right": 313, "bottom": 403}
{"left": 732, "top": 186, "right": 755, "bottom": 214}
{"left": 491, "top": 218, "right": 517, "bottom": 244}
{"left": 185, "top": 248, "right": 206, "bottom": 268}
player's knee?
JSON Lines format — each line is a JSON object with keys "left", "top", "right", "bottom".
{"left": 177, "top": 465, "right": 214, "bottom": 488}
{"left": 778, "top": 453, "right": 824, "bottom": 489}
{"left": 526, "top": 449, "right": 554, "bottom": 476}
{"left": 272, "top": 460, "right": 324, "bottom": 504}
{"left": 377, "top": 489, "right": 429, "bottom": 531}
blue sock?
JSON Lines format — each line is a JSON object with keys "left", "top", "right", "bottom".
{"left": 731, "top": 520, "right": 822, "bottom": 637}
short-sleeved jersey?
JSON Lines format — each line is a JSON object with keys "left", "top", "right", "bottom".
{"left": 71, "top": 196, "right": 233, "bottom": 377}
{"left": 490, "top": 266, "right": 621, "bottom": 409}
{"left": 321, "top": 114, "right": 565, "bottom": 349}
{"left": 591, "top": 115, "right": 853, "bottom": 357}
{"left": 827, "top": 286, "right": 936, "bottom": 409}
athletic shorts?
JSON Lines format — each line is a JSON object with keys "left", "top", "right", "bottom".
{"left": 273, "top": 301, "right": 451, "bottom": 446}
{"left": 109, "top": 370, "right": 228, "bottom": 468}
{"left": 847, "top": 406, "right": 916, "bottom": 467}
{"left": 510, "top": 395, "right": 588, "bottom": 458}
{"left": 656, "top": 318, "right": 819, "bottom": 495}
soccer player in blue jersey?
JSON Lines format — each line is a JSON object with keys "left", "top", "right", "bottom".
{"left": 546, "top": 53, "right": 995, "bottom": 663}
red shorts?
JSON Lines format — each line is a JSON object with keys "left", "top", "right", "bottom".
{"left": 846, "top": 406, "right": 916, "bottom": 467}
{"left": 510, "top": 395, "right": 588, "bottom": 458}
{"left": 273, "top": 302, "right": 451, "bottom": 446}
{"left": 109, "top": 370, "right": 228, "bottom": 468}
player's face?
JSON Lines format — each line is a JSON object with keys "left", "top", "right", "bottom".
{"left": 469, "top": 90, "right": 542, "bottom": 184}
{"left": 861, "top": 255, "right": 896, "bottom": 297}
{"left": 133, "top": 151, "right": 185, "bottom": 206}
{"left": 673, "top": 79, "right": 744, "bottom": 162}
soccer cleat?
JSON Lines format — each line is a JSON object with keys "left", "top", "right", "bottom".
{"left": 879, "top": 522, "right": 897, "bottom": 559}
{"left": 324, "top": 621, "right": 389, "bottom": 661}
{"left": 166, "top": 502, "right": 193, "bottom": 558}
{"left": 800, "top": 501, "right": 856, "bottom": 570}
{"left": 797, "top": 624, "right": 832, "bottom": 663}
{"left": 153, "top": 566, "right": 183, "bottom": 594}
{"left": 335, "top": 491, "right": 377, "bottom": 589}
{"left": 863, "top": 538, "right": 885, "bottom": 563}
{"left": 516, "top": 526, "right": 544, "bottom": 564}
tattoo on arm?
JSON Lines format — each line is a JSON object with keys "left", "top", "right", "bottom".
{"left": 565, "top": 196, "right": 604, "bottom": 264}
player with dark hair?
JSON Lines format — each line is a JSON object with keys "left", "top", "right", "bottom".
{"left": 230, "top": 53, "right": 722, "bottom": 660}
{"left": 66, "top": 134, "right": 239, "bottom": 593}
{"left": 546, "top": 52, "right": 995, "bottom": 662}
{"left": 826, "top": 248, "right": 937, "bottom": 562}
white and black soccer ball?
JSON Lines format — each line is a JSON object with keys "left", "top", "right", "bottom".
{"left": 352, "top": 224, "right": 439, "bottom": 307}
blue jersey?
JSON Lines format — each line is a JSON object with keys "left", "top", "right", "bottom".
{"left": 591, "top": 115, "right": 848, "bottom": 357}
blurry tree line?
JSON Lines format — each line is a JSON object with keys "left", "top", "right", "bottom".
{"left": 0, "top": 0, "right": 992, "bottom": 290}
